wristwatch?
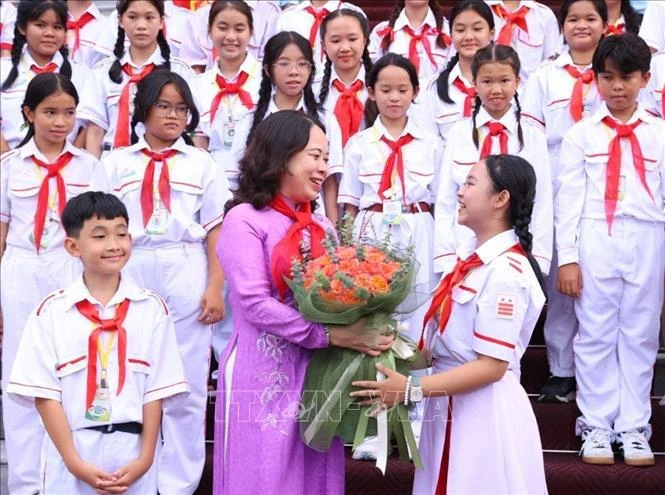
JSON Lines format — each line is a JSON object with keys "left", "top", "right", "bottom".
{"left": 409, "top": 375, "right": 423, "bottom": 404}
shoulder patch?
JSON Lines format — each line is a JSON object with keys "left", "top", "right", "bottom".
{"left": 36, "top": 289, "right": 66, "bottom": 316}
{"left": 495, "top": 293, "right": 516, "bottom": 319}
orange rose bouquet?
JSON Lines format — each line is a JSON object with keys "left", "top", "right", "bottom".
{"left": 288, "top": 219, "right": 422, "bottom": 472}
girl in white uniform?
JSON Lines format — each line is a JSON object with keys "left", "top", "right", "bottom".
{"left": 338, "top": 53, "right": 442, "bottom": 342}
{"left": 522, "top": 0, "right": 607, "bottom": 403}
{"left": 230, "top": 31, "right": 344, "bottom": 223}
{"left": 66, "top": 0, "right": 114, "bottom": 68}
{"left": 0, "top": 0, "right": 16, "bottom": 55}
{"left": 555, "top": 33, "right": 664, "bottom": 467}
{"left": 434, "top": 44, "right": 553, "bottom": 278}
{"left": 0, "top": 73, "right": 103, "bottom": 495}
{"left": 275, "top": 0, "right": 365, "bottom": 82}
{"left": 79, "top": 0, "right": 195, "bottom": 159}
{"left": 94, "top": 70, "right": 230, "bottom": 494}
{"left": 316, "top": 8, "right": 372, "bottom": 148}
{"left": 179, "top": 0, "right": 280, "bottom": 71}
{"left": 8, "top": 191, "right": 189, "bottom": 495}
{"left": 485, "top": 0, "right": 562, "bottom": 83}
{"left": 351, "top": 154, "right": 548, "bottom": 495}
{"left": 191, "top": 0, "right": 261, "bottom": 188}
{"left": 642, "top": 49, "right": 665, "bottom": 118}
{"left": 1, "top": 0, "right": 89, "bottom": 152}
{"left": 638, "top": 0, "right": 665, "bottom": 52}
{"left": 603, "top": 0, "right": 642, "bottom": 36}
{"left": 414, "top": 0, "right": 494, "bottom": 149}
{"left": 368, "top": 0, "right": 451, "bottom": 86}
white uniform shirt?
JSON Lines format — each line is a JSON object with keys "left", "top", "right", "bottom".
{"left": 66, "top": 2, "right": 114, "bottom": 69}
{"left": 0, "top": 138, "right": 105, "bottom": 253}
{"left": 521, "top": 49, "right": 604, "bottom": 188}
{"left": 0, "top": 50, "right": 90, "bottom": 148}
{"left": 641, "top": 50, "right": 665, "bottom": 118}
{"left": 485, "top": 0, "right": 562, "bottom": 83}
{"left": 426, "top": 230, "right": 545, "bottom": 370}
{"left": 8, "top": 275, "right": 189, "bottom": 430}
{"left": 96, "top": 136, "right": 230, "bottom": 247}
{"left": 369, "top": 8, "right": 451, "bottom": 85}
{"left": 639, "top": 1, "right": 665, "bottom": 51}
{"left": 413, "top": 65, "right": 475, "bottom": 148}
{"left": 555, "top": 103, "right": 665, "bottom": 266}
{"left": 338, "top": 116, "right": 442, "bottom": 209}
{"left": 229, "top": 95, "right": 345, "bottom": 187}
{"left": 179, "top": 1, "right": 280, "bottom": 68}
{"left": 434, "top": 106, "right": 553, "bottom": 275}
{"left": 77, "top": 48, "right": 195, "bottom": 150}
{"left": 275, "top": 1, "right": 366, "bottom": 81}
{"left": 313, "top": 64, "right": 369, "bottom": 141}
{"left": 192, "top": 52, "right": 262, "bottom": 156}
{"left": 0, "top": 1, "right": 16, "bottom": 52}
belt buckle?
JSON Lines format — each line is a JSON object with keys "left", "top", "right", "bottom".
{"left": 106, "top": 423, "right": 114, "bottom": 433}
{"left": 401, "top": 204, "right": 410, "bottom": 214}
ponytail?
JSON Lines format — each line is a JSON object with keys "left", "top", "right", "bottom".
{"left": 379, "top": 0, "right": 404, "bottom": 53}
{"left": 435, "top": 52, "right": 459, "bottom": 104}
{"left": 1, "top": 28, "right": 24, "bottom": 91}
{"left": 109, "top": 25, "right": 126, "bottom": 84}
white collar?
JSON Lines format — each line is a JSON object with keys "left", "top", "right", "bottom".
{"left": 331, "top": 64, "right": 366, "bottom": 87}
{"left": 474, "top": 104, "right": 518, "bottom": 132}
{"left": 590, "top": 102, "right": 656, "bottom": 126}
{"left": 68, "top": 2, "right": 101, "bottom": 21}
{"left": 369, "top": 116, "right": 425, "bottom": 143}
{"left": 22, "top": 48, "right": 63, "bottom": 71}
{"left": 267, "top": 94, "right": 306, "bottom": 114}
{"left": 394, "top": 7, "right": 437, "bottom": 31}
{"left": 214, "top": 51, "right": 260, "bottom": 80}
{"left": 18, "top": 138, "right": 85, "bottom": 161}
{"left": 120, "top": 47, "right": 165, "bottom": 70}
{"left": 458, "top": 229, "right": 521, "bottom": 264}
{"left": 64, "top": 274, "right": 148, "bottom": 311}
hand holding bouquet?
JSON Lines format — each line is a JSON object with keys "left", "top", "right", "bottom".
{"left": 287, "top": 219, "right": 425, "bottom": 472}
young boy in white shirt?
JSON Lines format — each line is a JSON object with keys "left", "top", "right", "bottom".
{"left": 8, "top": 191, "right": 188, "bottom": 494}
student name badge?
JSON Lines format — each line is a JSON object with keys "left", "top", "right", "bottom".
{"left": 382, "top": 186, "right": 403, "bottom": 225}
{"left": 619, "top": 174, "right": 626, "bottom": 201}
{"left": 223, "top": 120, "right": 236, "bottom": 149}
{"left": 29, "top": 217, "right": 59, "bottom": 249}
{"left": 86, "top": 373, "right": 112, "bottom": 422}
{"left": 145, "top": 206, "right": 168, "bottom": 235}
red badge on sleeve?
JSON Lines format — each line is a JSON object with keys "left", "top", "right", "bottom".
{"left": 495, "top": 293, "right": 516, "bottom": 319}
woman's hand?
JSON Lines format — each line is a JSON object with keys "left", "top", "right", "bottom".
{"left": 350, "top": 363, "right": 408, "bottom": 410}
{"left": 328, "top": 317, "right": 395, "bottom": 356}
{"left": 198, "top": 285, "right": 225, "bottom": 324}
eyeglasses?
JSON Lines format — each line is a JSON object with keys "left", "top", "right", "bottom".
{"left": 272, "top": 60, "right": 313, "bottom": 73}
{"left": 152, "top": 101, "right": 190, "bottom": 119}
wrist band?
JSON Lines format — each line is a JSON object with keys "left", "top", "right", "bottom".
{"left": 322, "top": 324, "right": 330, "bottom": 345}
{"left": 404, "top": 375, "right": 412, "bottom": 406}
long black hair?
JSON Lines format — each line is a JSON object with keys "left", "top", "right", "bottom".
{"left": 109, "top": 0, "right": 170, "bottom": 84}
{"left": 364, "top": 53, "right": 418, "bottom": 126}
{"left": 485, "top": 154, "right": 546, "bottom": 296}
{"left": 247, "top": 31, "right": 322, "bottom": 147}
{"left": 130, "top": 70, "right": 199, "bottom": 146}
{"left": 17, "top": 72, "right": 79, "bottom": 148}
{"left": 2, "top": 0, "right": 72, "bottom": 91}
{"left": 436, "top": 0, "right": 494, "bottom": 104}
{"left": 379, "top": 0, "right": 449, "bottom": 54}
{"left": 471, "top": 44, "right": 523, "bottom": 151}
{"left": 229, "top": 110, "right": 325, "bottom": 213}
{"left": 318, "top": 9, "right": 373, "bottom": 105}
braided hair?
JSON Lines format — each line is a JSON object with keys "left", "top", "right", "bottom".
{"left": 109, "top": 0, "right": 169, "bottom": 84}
{"left": 470, "top": 44, "right": 524, "bottom": 151}
{"left": 485, "top": 154, "right": 546, "bottom": 295}
{"left": 246, "top": 31, "right": 323, "bottom": 147}
{"left": 129, "top": 70, "right": 199, "bottom": 146}
{"left": 2, "top": 0, "right": 72, "bottom": 91}
{"left": 436, "top": 0, "right": 494, "bottom": 103}
{"left": 318, "top": 9, "right": 373, "bottom": 106}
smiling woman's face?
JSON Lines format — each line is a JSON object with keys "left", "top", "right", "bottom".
{"left": 278, "top": 125, "right": 329, "bottom": 204}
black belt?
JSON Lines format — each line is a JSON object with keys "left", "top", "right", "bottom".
{"left": 85, "top": 422, "right": 142, "bottom": 435}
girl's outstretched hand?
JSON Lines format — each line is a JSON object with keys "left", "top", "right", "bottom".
{"left": 350, "top": 362, "right": 408, "bottom": 409}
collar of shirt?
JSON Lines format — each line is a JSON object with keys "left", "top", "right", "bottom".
{"left": 552, "top": 47, "right": 592, "bottom": 70}
{"left": 67, "top": 2, "right": 101, "bottom": 21}
{"left": 590, "top": 101, "right": 657, "bottom": 126}
{"left": 63, "top": 273, "right": 149, "bottom": 311}
{"left": 485, "top": 0, "right": 533, "bottom": 8}
{"left": 267, "top": 93, "right": 306, "bottom": 114}
{"left": 18, "top": 137, "right": 85, "bottom": 162}
{"left": 120, "top": 46, "right": 165, "bottom": 70}
{"left": 458, "top": 229, "right": 520, "bottom": 264}
{"left": 213, "top": 51, "right": 260, "bottom": 82}
{"left": 331, "top": 64, "right": 366, "bottom": 88}
{"left": 129, "top": 135, "right": 189, "bottom": 155}
{"left": 369, "top": 115, "right": 426, "bottom": 143}
{"left": 474, "top": 103, "right": 518, "bottom": 132}
{"left": 21, "top": 47, "right": 63, "bottom": 72}
{"left": 448, "top": 62, "right": 473, "bottom": 89}
{"left": 293, "top": 1, "right": 342, "bottom": 12}
{"left": 394, "top": 7, "right": 437, "bottom": 31}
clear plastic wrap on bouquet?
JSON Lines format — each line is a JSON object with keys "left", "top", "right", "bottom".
{"left": 286, "top": 221, "right": 427, "bottom": 471}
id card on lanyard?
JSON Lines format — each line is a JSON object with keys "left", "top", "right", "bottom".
{"left": 144, "top": 155, "right": 171, "bottom": 235}
{"left": 85, "top": 331, "right": 115, "bottom": 422}
{"left": 29, "top": 166, "right": 61, "bottom": 249}
{"left": 373, "top": 127, "right": 405, "bottom": 225}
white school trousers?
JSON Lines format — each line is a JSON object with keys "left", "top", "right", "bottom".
{"left": 124, "top": 243, "right": 211, "bottom": 495}
{"left": 574, "top": 218, "right": 665, "bottom": 434}
{"left": 0, "top": 246, "right": 81, "bottom": 495}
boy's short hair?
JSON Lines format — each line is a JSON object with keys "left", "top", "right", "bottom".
{"left": 592, "top": 32, "right": 652, "bottom": 75}
{"left": 62, "top": 191, "right": 129, "bottom": 237}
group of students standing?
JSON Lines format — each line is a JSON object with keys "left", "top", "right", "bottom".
{"left": 0, "top": 0, "right": 664, "bottom": 494}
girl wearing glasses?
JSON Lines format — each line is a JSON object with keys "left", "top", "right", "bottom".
{"left": 229, "top": 31, "right": 344, "bottom": 223}
{"left": 93, "top": 70, "right": 230, "bottom": 493}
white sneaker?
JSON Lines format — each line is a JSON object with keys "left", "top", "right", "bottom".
{"left": 580, "top": 428, "right": 614, "bottom": 465}
{"left": 617, "top": 429, "right": 655, "bottom": 467}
